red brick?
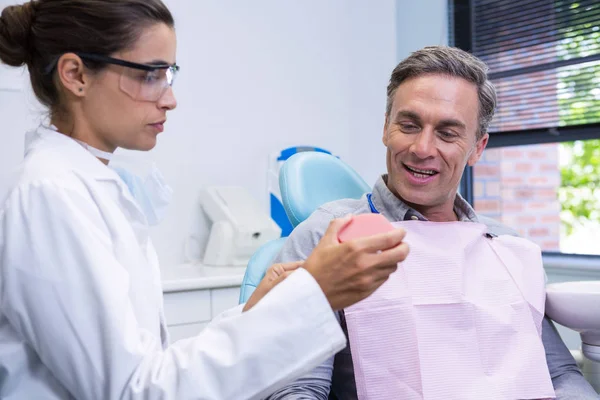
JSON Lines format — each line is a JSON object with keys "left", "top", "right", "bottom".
{"left": 542, "top": 241, "right": 560, "bottom": 251}
{"left": 515, "top": 163, "right": 534, "bottom": 173}
{"left": 528, "top": 202, "right": 559, "bottom": 213}
{"left": 529, "top": 227, "right": 549, "bottom": 237}
{"left": 515, "top": 188, "right": 557, "bottom": 199}
{"left": 503, "top": 202, "right": 524, "bottom": 212}
{"left": 474, "top": 165, "right": 500, "bottom": 177}
{"left": 541, "top": 215, "right": 561, "bottom": 224}
{"left": 528, "top": 177, "right": 549, "bottom": 186}
{"left": 474, "top": 199, "right": 500, "bottom": 213}
{"left": 533, "top": 175, "right": 560, "bottom": 187}
{"left": 540, "top": 164, "right": 558, "bottom": 172}
{"left": 517, "top": 216, "right": 537, "bottom": 225}
{"left": 502, "top": 149, "right": 524, "bottom": 159}
{"left": 528, "top": 151, "right": 548, "bottom": 159}
{"left": 538, "top": 188, "right": 557, "bottom": 199}
{"left": 515, "top": 189, "right": 535, "bottom": 199}
{"left": 501, "top": 177, "right": 524, "bottom": 186}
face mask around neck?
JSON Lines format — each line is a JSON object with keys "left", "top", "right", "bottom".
{"left": 45, "top": 124, "right": 173, "bottom": 226}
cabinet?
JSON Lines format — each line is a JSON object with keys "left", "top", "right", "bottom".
{"left": 161, "top": 264, "right": 246, "bottom": 341}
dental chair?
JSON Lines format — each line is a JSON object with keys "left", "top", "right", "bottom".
{"left": 238, "top": 152, "right": 371, "bottom": 303}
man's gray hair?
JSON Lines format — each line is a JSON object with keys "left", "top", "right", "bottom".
{"left": 386, "top": 46, "right": 496, "bottom": 138}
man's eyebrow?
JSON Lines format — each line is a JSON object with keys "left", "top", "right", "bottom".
{"left": 438, "top": 119, "right": 467, "bottom": 130}
{"left": 394, "top": 110, "right": 422, "bottom": 122}
{"left": 394, "top": 109, "right": 468, "bottom": 130}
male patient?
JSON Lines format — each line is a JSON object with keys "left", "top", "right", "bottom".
{"left": 268, "top": 46, "right": 597, "bottom": 399}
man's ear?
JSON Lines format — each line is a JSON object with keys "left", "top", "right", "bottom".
{"left": 382, "top": 114, "right": 390, "bottom": 146}
{"left": 467, "top": 132, "right": 489, "bottom": 166}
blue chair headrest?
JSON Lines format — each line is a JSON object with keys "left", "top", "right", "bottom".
{"left": 279, "top": 152, "right": 371, "bottom": 227}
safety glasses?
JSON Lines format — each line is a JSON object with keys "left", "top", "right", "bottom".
{"left": 76, "top": 53, "right": 180, "bottom": 102}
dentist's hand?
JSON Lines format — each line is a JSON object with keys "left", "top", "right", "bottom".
{"left": 243, "top": 261, "right": 303, "bottom": 312}
{"left": 304, "top": 216, "right": 409, "bottom": 311}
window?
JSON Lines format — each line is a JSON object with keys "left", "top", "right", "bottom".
{"left": 473, "top": 141, "right": 600, "bottom": 255}
{"left": 451, "top": 0, "right": 600, "bottom": 255}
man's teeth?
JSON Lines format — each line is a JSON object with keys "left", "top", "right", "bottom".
{"left": 407, "top": 166, "right": 436, "bottom": 176}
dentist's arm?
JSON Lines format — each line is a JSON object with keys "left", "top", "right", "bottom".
{"left": 543, "top": 317, "right": 598, "bottom": 398}
{"left": 0, "top": 180, "right": 347, "bottom": 400}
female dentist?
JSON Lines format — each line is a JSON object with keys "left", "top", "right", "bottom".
{"left": 0, "top": 1, "right": 409, "bottom": 399}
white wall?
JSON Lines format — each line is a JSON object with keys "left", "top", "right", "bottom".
{"left": 396, "top": 0, "right": 449, "bottom": 60}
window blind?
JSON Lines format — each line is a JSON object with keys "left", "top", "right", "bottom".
{"left": 467, "top": 0, "right": 600, "bottom": 134}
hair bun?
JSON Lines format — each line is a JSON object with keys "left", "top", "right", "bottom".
{"left": 0, "top": 1, "right": 36, "bottom": 67}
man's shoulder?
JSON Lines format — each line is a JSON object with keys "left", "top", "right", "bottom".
{"left": 477, "top": 214, "right": 519, "bottom": 237}
{"left": 319, "top": 197, "right": 371, "bottom": 218}
{"left": 274, "top": 197, "right": 370, "bottom": 263}
{"left": 298, "top": 197, "right": 370, "bottom": 232}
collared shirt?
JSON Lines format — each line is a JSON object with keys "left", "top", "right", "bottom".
{"left": 267, "top": 175, "right": 596, "bottom": 400}
{"left": 369, "top": 174, "right": 478, "bottom": 222}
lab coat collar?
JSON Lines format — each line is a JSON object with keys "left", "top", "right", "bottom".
{"left": 25, "top": 125, "right": 149, "bottom": 228}
{"left": 26, "top": 124, "right": 122, "bottom": 183}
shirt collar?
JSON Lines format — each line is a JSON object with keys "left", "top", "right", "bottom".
{"left": 371, "top": 174, "right": 479, "bottom": 223}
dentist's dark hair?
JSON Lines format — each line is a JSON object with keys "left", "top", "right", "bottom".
{"left": 0, "top": 0, "right": 174, "bottom": 114}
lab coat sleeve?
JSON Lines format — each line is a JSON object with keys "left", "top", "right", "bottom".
{"left": 0, "top": 180, "right": 346, "bottom": 400}
{"left": 210, "top": 304, "right": 244, "bottom": 324}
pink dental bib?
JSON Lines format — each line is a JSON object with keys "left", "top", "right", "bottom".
{"left": 344, "top": 221, "right": 555, "bottom": 400}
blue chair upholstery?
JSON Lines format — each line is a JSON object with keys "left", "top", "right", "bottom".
{"left": 239, "top": 152, "right": 371, "bottom": 304}
{"left": 279, "top": 152, "right": 371, "bottom": 227}
{"left": 238, "top": 238, "right": 287, "bottom": 304}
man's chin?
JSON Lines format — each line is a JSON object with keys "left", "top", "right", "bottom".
{"left": 400, "top": 194, "right": 435, "bottom": 209}
{"left": 391, "top": 183, "right": 439, "bottom": 209}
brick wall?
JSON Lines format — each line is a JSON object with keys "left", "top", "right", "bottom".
{"left": 474, "top": 145, "right": 561, "bottom": 251}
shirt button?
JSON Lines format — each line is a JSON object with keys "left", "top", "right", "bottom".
{"left": 411, "top": 215, "right": 419, "bottom": 221}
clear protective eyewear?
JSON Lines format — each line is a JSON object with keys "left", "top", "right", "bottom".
{"left": 76, "top": 53, "right": 180, "bottom": 102}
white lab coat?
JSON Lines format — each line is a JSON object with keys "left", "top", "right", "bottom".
{"left": 0, "top": 126, "right": 346, "bottom": 399}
